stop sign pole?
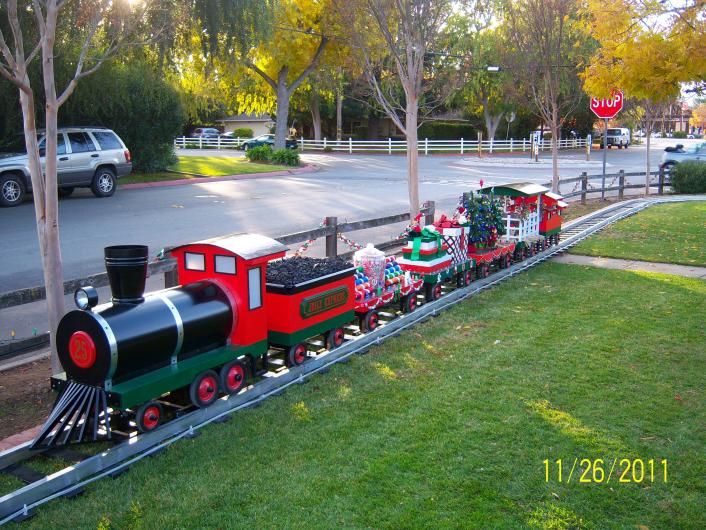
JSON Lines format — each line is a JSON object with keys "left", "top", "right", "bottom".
{"left": 590, "top": 91, "right": 624, "bottom": 200}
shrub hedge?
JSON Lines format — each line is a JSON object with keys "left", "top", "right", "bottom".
{"left": 417, "top": 122, "right": 478, "bottom": 140}
{"left": 245, "top": 145, "right": 272, "bottom": 162}
{"left": 670, "top": 161, "right": 706, "bottom": 193}
{"left": 244, "top": 146, "right": 300, "bottom": 167}
{"left": 271, "top": 148, "right": 300, "bottom": 166}
{"left": 232, "top": 127, "right": 253, "bottom": 138}
{"left": 671, "top": 131, "right": 687, "bottom": 139}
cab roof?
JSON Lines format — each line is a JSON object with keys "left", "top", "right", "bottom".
{"left": 479, "top": 182, "right": 549, "bottom": 197}
{"left": 172, "top": 233, "right": 287, "bottom": 260}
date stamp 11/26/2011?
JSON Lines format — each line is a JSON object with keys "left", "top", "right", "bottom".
{"left": 544, "top": 458, "right": 668, "bottom": 484}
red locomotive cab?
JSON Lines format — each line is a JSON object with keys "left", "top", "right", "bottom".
{"left": 540, "top": 192, "right": 568, "bottom": 237}
{"left": 170, "top": 234, "right": 287, "bottom": 348}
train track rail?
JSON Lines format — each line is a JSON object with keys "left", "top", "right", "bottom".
{"left": 1, "top": 195, "right": 703, "bottom": 524}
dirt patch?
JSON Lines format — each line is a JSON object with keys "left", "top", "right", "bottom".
{"left": 563, "top": 198, "right": 625, "bottom": 222}
{"left": 0, "top": 358, "right": 54, "bottom": 440}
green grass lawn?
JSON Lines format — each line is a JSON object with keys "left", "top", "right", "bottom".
{"left": 570, "top": 201, "right": 706, "bottom": 266}
{"left": 118, "top": 156, "right": 290, "bottom": 184}
{"left": 170, "top": 155, "right": 283, "bottom": 177}
{"left": 13, "top": 263, "right": 705, "bottom": 529}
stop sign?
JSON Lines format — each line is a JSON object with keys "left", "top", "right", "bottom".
{"left": 590, "top": 90, "right": 624, "bottom": 119}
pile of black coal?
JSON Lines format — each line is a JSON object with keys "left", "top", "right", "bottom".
{"left": 266, "top": 257, "right": 352, "bottom": 288}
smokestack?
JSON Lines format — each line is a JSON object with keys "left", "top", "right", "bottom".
{"left": 104, "top": 245, "right": 148, "bottom": 304}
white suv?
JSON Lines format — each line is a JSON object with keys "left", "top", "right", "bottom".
{"left": 0, "top": 127, "right": 132, "bottom": 207}
{"left": 600, "top": 128, "right": 631, "bottom": 149}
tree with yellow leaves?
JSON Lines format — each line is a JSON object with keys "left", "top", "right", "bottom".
{"left": 582, "top": 0, "right": 705, "bottom": 192}
{"left": 690, "top": 103, "right": 706, "bottom": 131}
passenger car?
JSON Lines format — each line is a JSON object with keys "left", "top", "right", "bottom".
{"left": 190, "top": 127, "right": 220, "bottom": 138}
{"left": 239, "top": 134, "right": 298, "bottom": 151}
{"left": 0, "top": 127, "right": 132, "bottom": 207}
{"left": 660, "top": 142, "right": 706, "bottom": 172}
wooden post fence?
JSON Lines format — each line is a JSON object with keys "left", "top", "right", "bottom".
{"left": 658, "top": 166, "right": 665, "bottom": 195}
{"left": 618, "top": 170, "right": 625, "bottom": 200}
{"left": 580, "top": 172, "right": 588, "bottom": 204}
{"left": 325, "top": 216, "right": 338, "bottom": 258}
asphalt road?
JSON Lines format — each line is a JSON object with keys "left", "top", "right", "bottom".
{"left": 0, "top": 140, "right": 672, "bottom": 293}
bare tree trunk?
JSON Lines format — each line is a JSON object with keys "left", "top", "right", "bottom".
{"left": 406, "top": 97, "right": 419, "bottom": 217}
{"left": 336, "top": 89, "right": 343, "bottom": 141}
{"left": 274, "top": 70, "right": 291, "bottom": 149}
{"left": 645, "top": 108, "right": 652, "bottom": 195}
{"left": 310, "top": 90, "right": 322, "bottom": 142}
{"left": 483, "top": 104, "right": 503, "bottom": 154}
{"left": 40, "top": 5, "right": 65, "bottom": 373}
{"left": 550, "top": 107, "right": 560, "bottom": 192}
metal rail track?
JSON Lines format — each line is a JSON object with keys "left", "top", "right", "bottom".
{"left": 1, "top": 195, "right": 703, "bottom": 524}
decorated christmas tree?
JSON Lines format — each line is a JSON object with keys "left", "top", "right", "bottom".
{"left": 458, "top": 192, "right": 506, "bottom": 246}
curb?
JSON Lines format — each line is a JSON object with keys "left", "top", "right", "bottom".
{"left": 120, "top": 163, "right": 319, "bottom": 190}
{"left": 0, "top": 426, "right": 41, "bottom": 452}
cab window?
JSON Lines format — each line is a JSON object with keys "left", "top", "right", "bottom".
{"left": 185, "top": 252, "right": 206, "bottom": 271}
{"left": 214, "top": 255, "right": 236, "bottom": 275}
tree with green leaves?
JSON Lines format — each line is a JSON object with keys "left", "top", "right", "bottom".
{"left": 503, "top": 0, "right": 589, "bottom": 192}
{"left": 441, "top": 11, "right": 514, "bottom": 152}
{"left": 333, "top": 0, "right": 455, "bottom": 218}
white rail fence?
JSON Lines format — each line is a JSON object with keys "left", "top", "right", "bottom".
{"left": 174, "top": 135, "right": 590, "bottom": 154}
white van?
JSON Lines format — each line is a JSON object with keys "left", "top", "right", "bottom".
{"left": 602, "top": 128, "right": 631, "bottom": 149}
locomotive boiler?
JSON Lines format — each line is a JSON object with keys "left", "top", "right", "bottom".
{"left": 57, "top": 245, "right": 234, "bottom": 388}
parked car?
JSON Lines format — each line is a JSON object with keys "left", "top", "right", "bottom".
{"left": 190, "top": 127, "right": 220, "bottom": 138}
{"left": 0, "top": 127, "right": 132, "bottom": 207}
{"left": 660, "top": 142, "right": 706, "bottom": 173}
{"left": 598, "top": 128, "right": 631, "bottom": 149}
{"left": 239, "top": 134, "right": 298, "bottom": 151}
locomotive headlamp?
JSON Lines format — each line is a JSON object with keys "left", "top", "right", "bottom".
{"left": 74, "top": 286, "right": 99, "bottom": 310}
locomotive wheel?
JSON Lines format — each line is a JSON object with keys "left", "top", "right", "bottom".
{"left": 456, "top": 272, "right": 465, "bottom": 287}
{"left": 136, "top": 401, "right": 163, "bottom": 433}
{"left": 505, "top": 254, "right": 512, "bottom": 269}
{"left": 362, "top": 311, "right": 379, "bottom": 332}
{"left": 464, "top": 269, "right": 473, "bottom": 286}
{"left": 402, "top": 293, "right": 417, "bottom": 313}
{"left": 326, "top": 327, "right": 346, "bottom": 349}
{"left": 220, "top": 360, "right": 247, "bottom": 395}
{"left": 287, "top": 343, "right": 307, "bottom": 366}
{"left": 477, "top": 263, "right": 490, "bottom": 280}
{"left": 190, "top": 370, "right": 220, "bottom": 408}
{"left": 425, "top": 282, "right": 442, "bottom": 302}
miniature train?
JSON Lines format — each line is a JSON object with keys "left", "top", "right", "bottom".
{"left": 32, "top": 182, "right": 566, "bottom": 448}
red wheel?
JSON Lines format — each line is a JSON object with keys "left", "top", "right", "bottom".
{"left": 326, "top": 327, "right": 346, "bottom": 349}
{"left": 287, "top": 343, "right": 307, "bottom": 366}
{"left": 464, "top": 270, "right": 473, "bottom": 285}
{"left": 362, "top": 311, "right": 379, "bottom": 332}
{"left": 505, "top": 254, "right": 512, "bottom": 268}
{"left": 189, "top": 370, "right": 220, "bottom": 408}
{"left": 220, "top": 360, "right": 247, "bottom": 395}
{"left": 402, "top": 293, "right": 417, "bottom": 313}
{"left": 425, "top": 282, "right": 442, "bottom": 302}
{"left": 136, "top": 401, "right": 162, "bottom": 433}
{"left": 477, "top": 263, "right": 489, "bottom": 279}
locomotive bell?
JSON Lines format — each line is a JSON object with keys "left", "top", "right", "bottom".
{"left": 104, "top": 245, "right": 149, "bottom": 304}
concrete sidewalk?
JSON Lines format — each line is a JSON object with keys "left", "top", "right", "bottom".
{"left": 552, "top": 254, "right": 706, "bottom": 279}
